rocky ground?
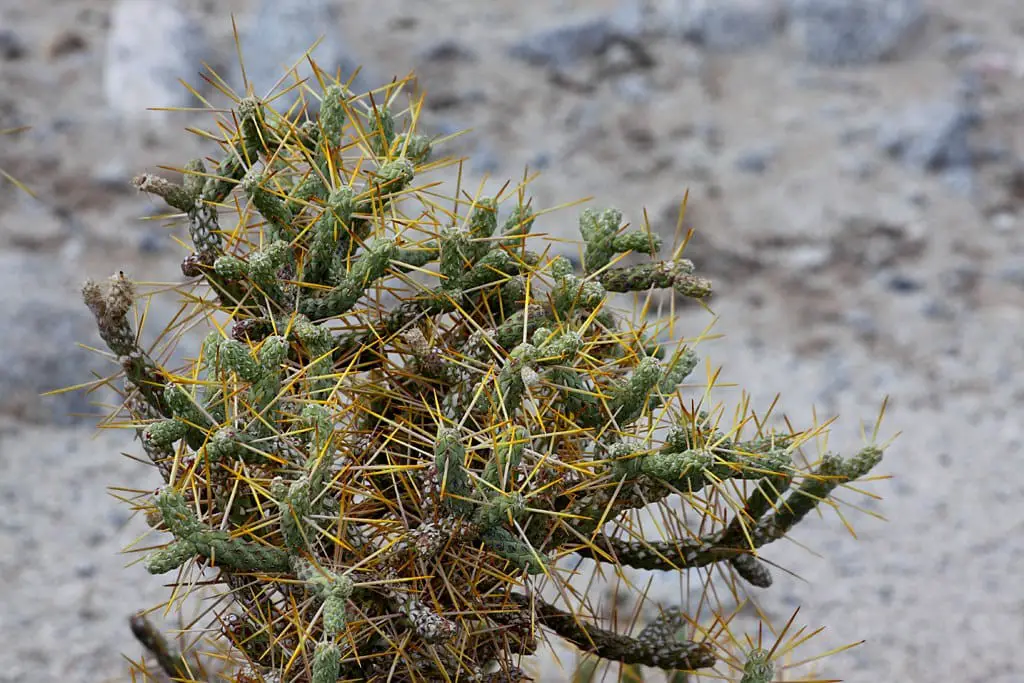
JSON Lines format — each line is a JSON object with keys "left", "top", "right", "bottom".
{"left": 2, "top": 0, "right": 1024, "bottom": 681}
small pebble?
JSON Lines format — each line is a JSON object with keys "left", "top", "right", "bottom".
{"left": 907, "top": 189, "right": 929, "bottom": 207}
{"left": 529, "top": 152, "right": 551, "bottom": 170}
{"left": 49, "top": 30, "right": 87, "bottom": 59}
{"left": 389, "top": 16, "right": 418, "bottom": 31}
{"left": 887, "top": 273, "right": 921, "bottom": 292}
{"left": 921, "top": 299, "right": 956, "bottom": 320}
{"left": 138, "top": 231, "right": 166, "bottom": 254}
{"left": 84, "top": 530, "right": 106, "bottom": 547}
{"left": 419, "top": 39, "right": 476, "bottom": 63}
{"left": 74, "top": 562, "right": 97, "bottom": 579}
{"left": 0, "top": 28, "right": 26, "bottom": 61}
{"left": 735, "top": 145, "right": 777, "bottom": 173}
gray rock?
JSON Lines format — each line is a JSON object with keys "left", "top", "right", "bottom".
{"left": 508, "top": 15, "right": 633, "bottom": 68}
{"left": 236, "top": 0, "right": 374, "bottom": 113}
{"left": 678, "top": 0, "right": 784, "bottom": 52}
{"left": 945, "top": 32, "right": 983, "bottom": 59}
{"left": 787, "top": 0, "right": 926, "bottom": 66}
{"left": 877, "top": 99, "right": 978, "bottom": 172}
{"left": 102, "top": 0, "right": 208, "bottom": 122}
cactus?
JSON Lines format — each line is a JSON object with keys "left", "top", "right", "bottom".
{"left": 79, "top": 65, "right": 889, "bottom": 683}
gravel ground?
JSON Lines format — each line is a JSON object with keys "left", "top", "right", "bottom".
{"left": 2, "top": 1, "right": 1024, "bottom": 681}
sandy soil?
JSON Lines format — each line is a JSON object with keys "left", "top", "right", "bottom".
{"left": 2, "top": 1, "right": 1024, "bottom": 681}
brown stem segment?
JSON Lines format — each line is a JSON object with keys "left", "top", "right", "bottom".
{"left": 598, "top": 260, "right": 712, "bottom": 299}
{"left": 505, "top": 593, "right": 716, "bottom": 671}
{"left": 129, "top": 611, "right": 199, "bottom": 681}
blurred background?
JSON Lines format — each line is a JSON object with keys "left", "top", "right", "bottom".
{"left": 2, "top": 0, "right": 1023, "bottom": 681}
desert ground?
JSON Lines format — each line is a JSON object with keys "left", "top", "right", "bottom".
{"left": 2, "top": 0, "right": 1024, "bottom": 681}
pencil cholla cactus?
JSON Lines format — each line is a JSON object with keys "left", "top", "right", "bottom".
{"left": 79, "top": 66, "right": 888, "bottom": 683}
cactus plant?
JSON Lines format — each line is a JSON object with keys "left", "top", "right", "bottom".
{"left": 78, "top": 63, "right": 890, "bottom": 683}
{"left": 1, "top": 125, "right": 33, "bottom": 195}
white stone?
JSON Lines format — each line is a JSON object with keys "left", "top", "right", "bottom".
{"left": 102, "top": 0, "right": 207, "bottom": 122}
